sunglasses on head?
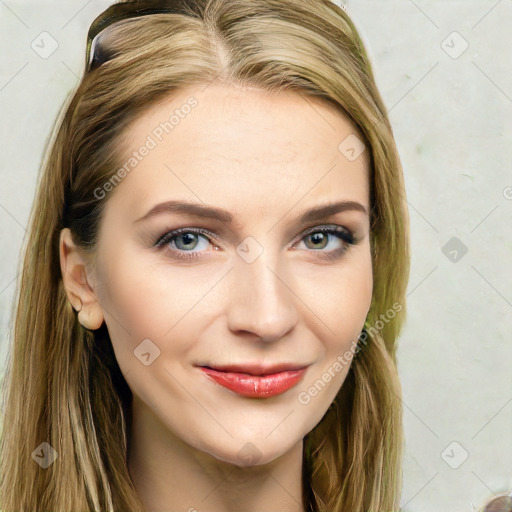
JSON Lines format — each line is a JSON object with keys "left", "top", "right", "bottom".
{"left": 86, "top": 0, "right": 348, "bottom": 73}
{"left": 86, "top": 1, "right": 199, "bottom": 72}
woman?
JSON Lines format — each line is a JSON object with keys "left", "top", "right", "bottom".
{"left": 0, "top": 0, "right": 410, "bottom": 510}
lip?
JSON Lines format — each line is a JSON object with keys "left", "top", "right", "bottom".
{"left": 200, "top": 363, "right": 308, "bottom": 376}
{"left": 198, "top": 364, "right": 309, "bottom": 398}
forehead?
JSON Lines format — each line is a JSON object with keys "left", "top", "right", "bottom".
{"left": 110, "top": 83, "right": 370, "bottom": 217}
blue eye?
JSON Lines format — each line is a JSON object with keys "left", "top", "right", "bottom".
{"left": 154, "top": 227, "right": 215, "bottom": 261}
{"left": 154, "top": 225, "right": 355, "bottom": 261}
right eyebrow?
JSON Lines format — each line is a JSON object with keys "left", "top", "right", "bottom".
{"left": 133, "top": 199, "right": 369, "bottom": 226}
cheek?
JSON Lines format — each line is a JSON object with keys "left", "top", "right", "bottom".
{"left": 302, "top": 246, "right": 372, "bottom": 333}
{"left": 95, "top": 235, "right": 372, "bottom": 371}
{"left": 92, "top": 246, "right": 170, "bottom": 366}
{"left": 297, "top": 253, "right": 372, "bottom": 412}
{"left": 93, "top": 245, "right": 214, "bottom": 367}
{"left": 310, "top": 246, "right": 372, "bottom": 366}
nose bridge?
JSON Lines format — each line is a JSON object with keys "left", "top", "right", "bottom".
{"left": 226, "top": 239, "right": 298, "bottom": 341}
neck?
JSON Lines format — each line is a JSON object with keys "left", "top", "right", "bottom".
{"left": 127, "top": 395, "right": 308, "bottom": 512}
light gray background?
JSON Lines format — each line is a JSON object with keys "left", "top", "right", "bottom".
{"left": 1, "top": 1, "right": 511, "bottom": 511}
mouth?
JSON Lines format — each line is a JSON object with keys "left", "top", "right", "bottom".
{"left": 197, "top": 363, "right": 310, "bottom": 398}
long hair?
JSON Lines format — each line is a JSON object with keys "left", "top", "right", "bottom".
{"left": 0, "top": 0, "right": 410, "bottom": 510}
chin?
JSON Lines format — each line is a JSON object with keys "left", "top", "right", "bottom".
{"left": 198, "top": 436, "right": 299, "bottom": 469}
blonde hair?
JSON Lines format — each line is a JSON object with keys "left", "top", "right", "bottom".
{"left": 0, "top": 0, "right": 410, "bottom": 510}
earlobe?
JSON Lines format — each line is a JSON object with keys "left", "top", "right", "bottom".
{"left": 77, "top": 305, "right": 105, "bottom": 331}
{"left": 59, "top": 228, "right": 104, "bottom": 330}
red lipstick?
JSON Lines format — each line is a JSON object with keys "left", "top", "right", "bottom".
{"left": 198, "top": 364, "right": 308, "bottom": 398}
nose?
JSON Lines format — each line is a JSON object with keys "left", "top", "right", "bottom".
{"left": 226, "top": 249, "right": 299, "bottom": 343}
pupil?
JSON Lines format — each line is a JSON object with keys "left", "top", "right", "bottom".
{"left": 178, "top": 233, "right": 197, "bottom": 249}
{"left": 310, "top": 233, "right": 326, "bottom": 248}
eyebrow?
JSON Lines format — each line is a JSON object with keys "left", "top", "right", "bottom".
{"left": 133, "top": 199, "right": 369, "bottom": 225}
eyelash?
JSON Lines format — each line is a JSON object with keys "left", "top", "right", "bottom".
{"left": 154, "top": 225, "right": 356, "bottom": 261}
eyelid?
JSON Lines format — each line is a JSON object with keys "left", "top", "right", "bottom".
{"left": 299, "top": 223, "right": 354, "bottom": 244}
{"left": 154, "top": 223, "right": 355, "bottom": 248}
{"left": 153, "top": 224, "right": 357, "bottom": 266}
{"left": 154, "top": 226, "right": 220, "bottom": 247}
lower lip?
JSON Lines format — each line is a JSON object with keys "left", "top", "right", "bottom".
{"left": 199, "top": 367, "right": 307, "bottom": 398}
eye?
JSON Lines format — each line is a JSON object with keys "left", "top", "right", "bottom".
{"left": 293, "top": 225, "right": 355, "bottom": 260}
{"left": 154, "top": 227, "right": 216, "bottom": 260}
{"left": 154, "top": 225, "right": 356, "bottom": 261}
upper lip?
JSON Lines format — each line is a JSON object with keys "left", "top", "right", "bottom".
{"left": 198, "top": 363, "right": 309, "bottom": 376}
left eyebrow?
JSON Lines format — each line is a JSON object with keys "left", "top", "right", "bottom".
{"left": 299, "top": 200, "right": 368, "bottom": 223}
{"left": 133, "top": 199, "right": 369, "bottom": 225}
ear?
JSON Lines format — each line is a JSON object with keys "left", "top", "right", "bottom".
{"left": 59, "top": 228, "right": 104, "bottom": 330}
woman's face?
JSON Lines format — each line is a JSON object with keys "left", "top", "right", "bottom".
{"left": 83, "top": 83, "right": 372, "bottom": 466}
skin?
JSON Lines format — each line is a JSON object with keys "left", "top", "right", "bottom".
{"left": 60, "top": 82, "right": 373, "bottom": 512}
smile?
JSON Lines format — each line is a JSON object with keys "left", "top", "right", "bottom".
{"left": 198, "top": 366, "right": 308, "bottom": 398}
